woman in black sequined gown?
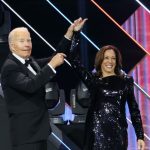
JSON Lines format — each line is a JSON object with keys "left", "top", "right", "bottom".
{"left": 70, "top": 45, "right": 145, "bottom": 150}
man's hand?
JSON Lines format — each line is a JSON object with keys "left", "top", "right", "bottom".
{"left": 48, "top": 53, "right": 66, "bottom": 69}
{"left": 137, "top": 139, "right": 145, "bottom": 150}
{"left": 65, "top": 17, "right": 88, "bottom": 40}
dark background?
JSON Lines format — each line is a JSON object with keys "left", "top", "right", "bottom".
{"left": 0, "top": 0, "right": 147, "bottom": 102}
{"left": 0, "top": 0, "right": 149, "bottom": 149}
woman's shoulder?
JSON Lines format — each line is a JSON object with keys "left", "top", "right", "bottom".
{"left": 92, "top": 73, "right": 134, "bottom": 84}
{"left": 122, "top": 74, "right": 134, "bottom": 84}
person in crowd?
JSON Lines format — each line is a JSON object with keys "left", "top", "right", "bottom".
{"left": 70, "top": 45, "right": 145, "bottom": 150}
{"left": 1, "top": 17, "right": 87, "bottom": 150}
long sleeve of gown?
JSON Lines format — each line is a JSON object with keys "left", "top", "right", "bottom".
{"left": 126, "top": 76, "right": 144, "bottom": 140}
{"left": 70, "top": 59, "right": 96, "bottom": 90}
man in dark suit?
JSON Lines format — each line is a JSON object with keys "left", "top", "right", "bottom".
{"left": 1, "top": 18, "right": 87, "bottom": 150}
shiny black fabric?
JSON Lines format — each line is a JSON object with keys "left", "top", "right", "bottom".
{"left": 71, "top": 61, "right": 144, "bottom": 150}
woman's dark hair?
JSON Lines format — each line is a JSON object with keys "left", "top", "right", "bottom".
{"left": 94, "top": 45, "right": 122, "bottom": 77}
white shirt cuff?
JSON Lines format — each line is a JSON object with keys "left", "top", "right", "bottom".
{"left": 64, "top": 35, "right": 71, "bottom": 41}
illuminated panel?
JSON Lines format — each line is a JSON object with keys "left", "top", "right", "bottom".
{"left": 91, "top": 0, "right": 150, "bottom": 55}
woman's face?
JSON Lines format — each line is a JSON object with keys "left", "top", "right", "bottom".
{"left": 101, "top": 49, "right": 116, "bottom": 77}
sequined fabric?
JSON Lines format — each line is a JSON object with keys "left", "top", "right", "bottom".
{"left": 71, "top": 61, "right": 144, "bottom": 150}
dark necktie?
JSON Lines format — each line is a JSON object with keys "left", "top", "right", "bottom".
{"left": 25, "top": 58, "right": 32, "bottom": 67}
{"left": 25, "top": 58, "right": 38, "bottom": 73}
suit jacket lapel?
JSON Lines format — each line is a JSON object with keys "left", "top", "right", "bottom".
{"left": 30, "top": 57, "right": 41, "bottom": 73}
{"left": 8, "top": 54, "right": 37, "bottom": 78}
{"left": 8, "top": 53, "right": 28, "bottom": 73}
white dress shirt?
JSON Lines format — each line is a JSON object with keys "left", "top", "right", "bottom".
{"left": 12, "top": 53, "right": 56, "bottom": 75}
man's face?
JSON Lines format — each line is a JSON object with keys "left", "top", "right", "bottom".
{"left": 10, "top": 30, "right": 32, "bottom": 59}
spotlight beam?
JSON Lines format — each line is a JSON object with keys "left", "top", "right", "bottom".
{"left": 51, "top": 132, "right": 71, "bottom": 150}
{"left": 136, "top": 0, "right": 150, "bottom": 13}
{"left": 134, "top": 81, "right": 150, "bottom": 98}
{"left": 46, "top": 0, "right": 100, "bottom": 50}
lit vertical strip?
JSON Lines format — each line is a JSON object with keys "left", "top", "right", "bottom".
{"left": 78, "top": 0, "right": 89, "bottom": 68}
{"left": 140, "top": 8, "right": 150, "bottom": 148}
{"left": 135, "top": 8, "right": 146, "bottom": 116}
{"left": 140, "top": 8, "right": 147, "bottom": 110}
{"left": 145, "top": 10, "right": 150, "bottom": 95}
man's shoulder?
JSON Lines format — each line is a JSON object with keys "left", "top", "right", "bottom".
{"left": 1, "top": 57, "right": 21, "bottom": 73}
{"left": 2, "top": 57, "right": 17, "bottom": 66}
